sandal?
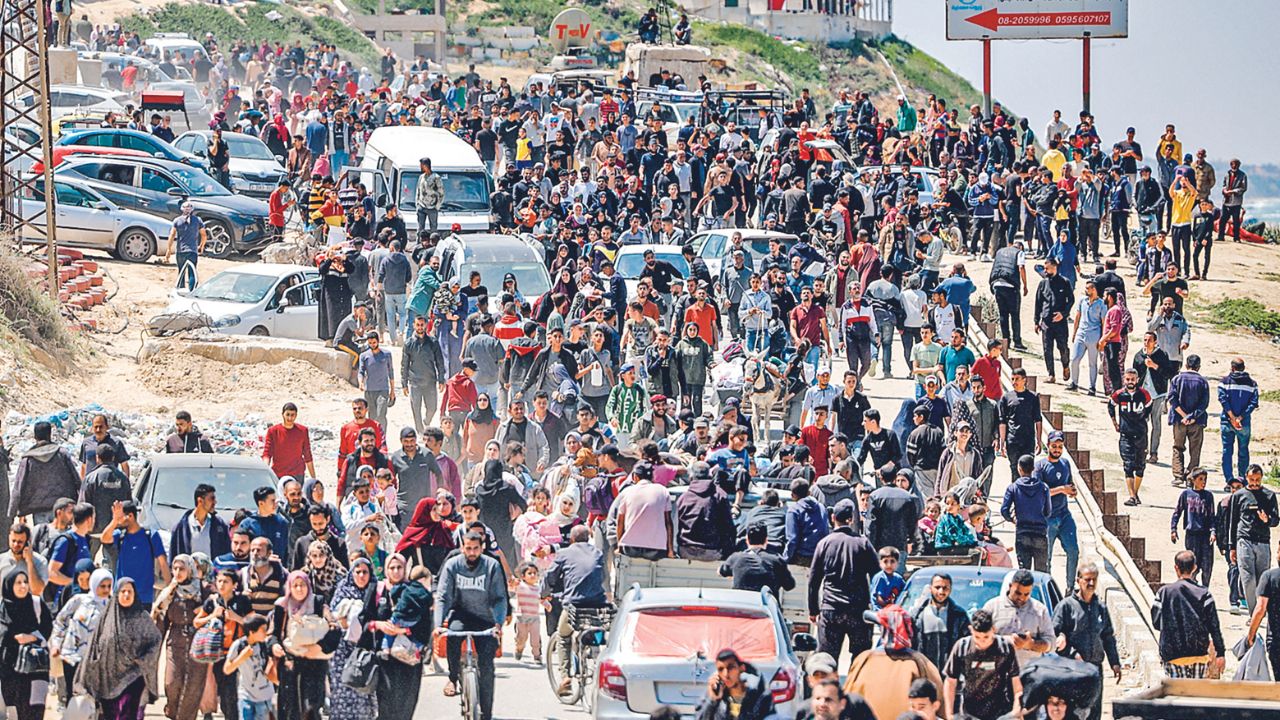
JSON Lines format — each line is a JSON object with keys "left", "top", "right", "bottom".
{"left": 443, "top": 682, "right": 459, "bottom": 697}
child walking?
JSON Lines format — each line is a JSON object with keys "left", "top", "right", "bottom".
{"left": 513, "top": 562, "right": 546, "bottom": 664}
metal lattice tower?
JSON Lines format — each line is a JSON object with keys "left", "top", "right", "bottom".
{"left": 1, "top": 0, "right": 58, "bottom": 298}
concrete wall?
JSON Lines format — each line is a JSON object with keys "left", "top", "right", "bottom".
{"left": 687, "top": 0, "right": 893, "bottom": 44}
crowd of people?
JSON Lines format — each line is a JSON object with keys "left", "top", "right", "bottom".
{"left": 0, "top": 13, "right": 1268, "bottom": 720}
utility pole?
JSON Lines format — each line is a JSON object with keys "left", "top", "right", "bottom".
{"left": 1, "top": 0, "right": 59, "bottom": 300}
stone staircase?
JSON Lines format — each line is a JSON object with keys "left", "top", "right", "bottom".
{"left": 24, "top": 247, "right": 107, "bottom": 329}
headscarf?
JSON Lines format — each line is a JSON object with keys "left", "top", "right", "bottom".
{"left": 190, "top": 552, "right": 214, "bottom": 582}
{"left": 79, "top": 578, "right": 163, "bottom": 702}
{"left": 329, "top": 558, "right": 373, "bottom": 612}
{"left": 279, "top": 571, "right": 315, "bottom": 616}
{"left": 396, "top": 498, "right": 456, "bottom": 554}
{"left": 0, "top": 568, "right": 38, "bottom": 636}
{"left": 550, "top": 266, "right": 577, "bottom": 298}
{"left": 383, "top": 553, "right": 408, "bottom": 587}
{"left": 478, "top": 459, "right": 508, "bottom": 494}
{"left": 304, "top": 540, "right": 344, "bottom": 598}
{"left": 171, "top": 554, "right": 204, "bottom": 601}
{"left": 69, "top": 557, "right": 95, "bottom": 597}
{"left": 1115, "top": 291, "right": 1134, "bottom": 335}
{"left": 467, "top": 392, "right": 497, "bottom": 425}
{"left": 548, "top": 493, "right": 579, "bottom": 527}
{"left": 88, "top": 568, "right": 114, "bottom": 607}
{"left": 272, "top": 112, "right": 289, "bottom": 140}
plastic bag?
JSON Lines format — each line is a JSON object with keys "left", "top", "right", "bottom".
{"left": 1232, "top": 634, "right": 1272, "bottom": 681}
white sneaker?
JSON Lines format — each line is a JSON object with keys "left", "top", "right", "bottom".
{"left": 981, "top": 253, "right": 992, "bottom": 262}
{"left": 968, "top": 255, "right": 978, "bottom": 261}
{"left": 868, "top": 365, "right": 877, "bottom": 378}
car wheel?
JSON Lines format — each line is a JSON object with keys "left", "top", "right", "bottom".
{"left": 248, "top": 325, "right": 270, "bottom": 337}
{"left": 114, "top": 227, "right": 156, "bottom": 263}
{"left": 201, "top": 217, "right": 233, "bottom": 258}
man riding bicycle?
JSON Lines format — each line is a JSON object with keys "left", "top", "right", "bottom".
{"left": 541, "top": 524, "right": 608, "bottom": 697}
{"left": 436, "top": 532, "right": 508, "bottom": 720}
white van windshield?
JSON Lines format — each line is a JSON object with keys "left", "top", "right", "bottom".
{"left": 398, "top": 171, "right": 490, "bottom": 212}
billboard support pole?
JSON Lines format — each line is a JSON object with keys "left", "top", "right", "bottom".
{"left": 1082, "top": 33, "right": 1092, "bottom": 114}
{"left": 981, "top": 37, "right": 991, "bottom": 116}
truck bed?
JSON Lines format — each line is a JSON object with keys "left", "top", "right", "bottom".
{"left": 1112, "top": 679, "right": 1280, "bottom": 719}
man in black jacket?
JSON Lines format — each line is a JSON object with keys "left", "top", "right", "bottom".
{"left": 855, "top": 409, "right": 901, "bottom": 474}
{"left": 401, "top": 314, "right": 446, "bottom": 433}
{"left": 867, "top": 470, "right": 921, "bottom": 561}
{"left": 1228, "top": 464, "right": 1280, "bottom": 614}
{"left": 164, "top": 411, "right": 214, "bottom": 453}
{"left": 906, "top": 406, "right": 946, "bottom": 498}
{"left": 1034, "top": 257, "right": 1074, "bottom": 383}
{"left": 1131, "top": 330, "right": 1174, "bottom": 463}
{"left": 808, "top": 499, "right": 879, "bottom": 667}
{"left": 1152, "top": 550, "right": 1225, "bottom": 678}
{"left": 719, "top": 522, "right": 794, "bottom": 599}
{"left": 989, "top": 240, "right": 1028, "bottom": 350}
{"left": 910, "top": 571, "right": 972, "bottom": 672}
{"left": 737, "top": 490, "right": 787, "bottom": 553}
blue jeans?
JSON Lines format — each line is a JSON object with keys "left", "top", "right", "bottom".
{"left": 175, "top": 251, "right": 198, "bottom": 290}
{"left": 804, "top": 345, "right": 822, "bottom": 380}
{"left": 384, "top": 293, "right": 407, "bottom": 342}
{"left": 1046, "top": 513, "right": 1079, "bottom": 585}
{"left": 1035, "top": 214, "right": 1054, "bottom": 252}
{"left": 1222, "top": 421, "right": 1251, "bottom": 485}
{"left": 330, "top": 150, "right": 349, "bottom": 176}
{"left": 240, "top": 699, "right": 272, "bottom": 720}
{"left": 745, "top": 327, "right": 766, "bottom": 354}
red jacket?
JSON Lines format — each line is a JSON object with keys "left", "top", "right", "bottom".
{"left": 440, "top": 372, "right": 478, "bottom": 416}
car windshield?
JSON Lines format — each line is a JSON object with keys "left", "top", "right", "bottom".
{"left": 674, "top": 103, "right": 701, "bottom": 124}
{"left": 624, "top": 607, "right": 778, "bottom": 662}
{"left": 899, "top": 574, "right": 1049, "bottom": 615}
{"left": 148, "top": 465, "right": 277, "bottom": 531}
{"left": 171, "top": 165, "right": 231, "bottom": 195}
{"left": 225, "top": 135, "right": 275, "bottom": 161}
{"left": 466, "top": 262, "right": 551, "bottom": 297}
{"left": 615, "top": 252, "right": 688, "bottom": 279}
{"left": 398, "top": 170, "right": 490, "bottom": 212}
{"left": 191, "top": 270, "right": 278, "bottom": 303}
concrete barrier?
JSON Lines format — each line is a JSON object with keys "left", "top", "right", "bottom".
{"left": 140, "top": 336, "right": 354, "bottom": 383}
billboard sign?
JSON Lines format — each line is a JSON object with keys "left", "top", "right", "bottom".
{"left": 946, "top": 0, "right": 1128, "bottom": 41}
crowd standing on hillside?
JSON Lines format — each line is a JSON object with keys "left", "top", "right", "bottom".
{"left": 0, "top": 15, "right": 1267, "bottom": 720}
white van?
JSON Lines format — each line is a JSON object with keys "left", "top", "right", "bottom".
{"left": 355, "top": 126, "right": 492, "bottom": 234}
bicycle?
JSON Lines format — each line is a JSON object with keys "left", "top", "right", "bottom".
{"left": 440, "top": 628, "right": 498, "bottom": 720}
{"left": 545, "top": 604, "right": 614, "bottom": 711}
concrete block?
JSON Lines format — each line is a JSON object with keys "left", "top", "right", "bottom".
{"left": 1103, "top": 514, "right": 1130, "bottom": 538}
{"left": 454, "top": 36, "right": 482, "bottom": 47}
{"left": 141, "top": 337, "right": 355, "bottom": 383}
{"left": 482, "top": 47, "right": 502, "bottom": 59}
{"left": 1099, "top": 491, "right": 1117, "bottom": 516}
{"left": 1044, "top": 411, "right": 1063, "bottom": 430}
{"left": 1064, "top": 430, "right": 1078, "bottom": 453}
{"left": 470, "top": 47, "right": 486, "bottom": 59}
{"left": 1125, "top": 536, "right": 1145, "bottom": 559}
{"left": 1074, "top": 450, "right": 1091, "bottom": 471}
{"left": 1039, "top": 394, "right": 1053, "bottom": 412}
{"left": 1027, "top": 376, "right": 1037, "bottom": 392}
{"left": 1008, "top": 356, "right": 1022, "bottom": 370}
{"left": 508, "top": 37, "right": 539, "bottom": 51}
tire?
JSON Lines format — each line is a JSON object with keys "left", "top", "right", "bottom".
{"left": 464, "top": 667, "right": 482, "bottom": 720}
{"left": 545, "top": 634, "right": 583, "bottom": 705}
{"left": 114, "top": 227, "right": 156, "bottom": 263}
{"left": 200, "top": 217, "right": 234, "bottom": 259}
{"left": 582, "top": 647, "right": 598, "bottom": 713}
{"left": 248, "top": 325, "right": 270, "bottom": 337}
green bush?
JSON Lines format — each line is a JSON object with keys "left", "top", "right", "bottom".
{"left": 120, "top": 3, "right": 380, "bottom": 66}
{"left": 0, "top": 246, "right": 76, "bottom": 352}
{"left": 873, "top": 35, "right": 983, "bottom": 109}
{"left": 1205, "top": 298, "right": 1280, "bottom": 339}
{"left": 695, "top": 23, "right": 822, "bottom": 84}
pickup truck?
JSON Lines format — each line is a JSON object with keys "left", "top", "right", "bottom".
{"left": 1113, "top": 678, "right": 1280, "bottom": 719}
{"left": 614, "top": 551, "right": 982, "bottom": 637}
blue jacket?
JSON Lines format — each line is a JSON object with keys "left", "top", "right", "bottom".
{"left": 304, "top": 120, "right": 328, "bottom": 156}
{"left": 965, "top": 183, "right": 1000, "bottom": 219}
{"left": 1218, "top": 370, "right": 1259, "bottom": 423}
{"left": 1167, "top": 371, "right": 1211, "bottom": 426}
{"left": 168, "top": 509, "right": 231, "bottom": 562}
{"left": 238, "top": 512, "right": 294, "bottom": 564}
{"left": 784, "top": 496, "right": 829, "bottom": 562}
{"left": 1001, "top": 476, "right": 1051, "bottom": 534}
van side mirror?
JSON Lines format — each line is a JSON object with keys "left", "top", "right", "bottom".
{"left": 792, "top": 633, "right": 817, "bottom": 653}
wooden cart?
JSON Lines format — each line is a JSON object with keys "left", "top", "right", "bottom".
{"left": 1113, "top": 678, "right": 1280, "bottom": 719}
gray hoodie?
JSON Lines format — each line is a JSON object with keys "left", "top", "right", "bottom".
{"left": 11, "top": 442, "right": 80, "bottom": 516}
{"left": 434, "top": 552, "right": 509, "bottom": 628}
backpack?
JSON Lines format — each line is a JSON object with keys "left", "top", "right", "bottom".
{"left": 190, "top": 614, "right": 227, "bottom": 664}
{"left": 582, "top": 472, "right": 614, "bottom": 516}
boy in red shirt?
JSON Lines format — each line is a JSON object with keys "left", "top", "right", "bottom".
{"left": 267, "top": 179, "right": 293, "bottom": 243}
{"left": 801, "top": 405, "right": 835, "bottom": 476}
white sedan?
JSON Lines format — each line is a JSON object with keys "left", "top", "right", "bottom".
{"left": 166, "top": 263, "right": 320, "bottom": 339}
{"left": 18, "top": 177, "right": 173, "bottom": 262}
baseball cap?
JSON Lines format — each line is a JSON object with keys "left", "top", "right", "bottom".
{"left": 399, "top": 427, "right": 417, "bottom": 440}
{"left": 924, "top": 375, "right": 939, "bottom": 385}
{"left": 1047, "top": 430, "right": 1066, "bottom": 443}
{"left": 694, "top": 417, "right": 710, "bottom": 429}
{"left": 620, "top": 362, "right": 636, "bottom": 374}
{"left": 832, "top": 499, "right": 856, "bottom": 522}
{"left": 784, "top": 424, "right": 801, "bottom": 437}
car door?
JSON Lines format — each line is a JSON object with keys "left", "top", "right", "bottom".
{"left": 270, "top": 278, "right": 320, "bottom": 339}
{"left": 52, "top": 181, "right": 115, "bottom": 248}
{"left": 116, "top": 132, "right": 163, "bottom": 158}
{"left": 138, "top": 166, "right": 184, "bottom": 216}
{"left": 72, "top": 161, "right": 141, "bottom": 210}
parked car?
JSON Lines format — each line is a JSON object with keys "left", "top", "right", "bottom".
{"left": 56, "top": 155, "right": 272, "bottom": 258}
{"left": 592, "top": 586, "right": 814, "bottom": 719}
{"left": 57, "top": 127, "right": 208, "bottom": 169}
{"left": 16, "top": 176, "right": 172, "bottom": 262}
{"left": 430, "top": 233, "right": 552, "bottom": 304}
{"left": 30, "top": 145, "right": 152, "bottom": 174}
{"left": 133, "top": 454, "right": 279, "bottom": 548}
{"left": 78, "top": 51, "right": 204, "bottom": 117}
{"left": 20, "top": 84, "right": 130, "bottom": 119}
{"left": 613, "top": 244, "right": 689, "bottom": 300}
{"left": 3, "top": 124, "right": 41, "bottom": 174}
{"left": 173, "top": 130, "right": 287, "bottom": 198}
{"left": 685, "top": 228, "right": 798, "bottom": 280}
{"left": 897, "top": 565, "right": 1064, "bottom": 616}
{"left": 165, "top": 264, "right": 320, "bottom": 338}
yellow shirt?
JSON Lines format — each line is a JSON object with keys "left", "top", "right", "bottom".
{"left": 1042, "top": 149, "right": 1066, "bottom": 181}
{"left": 516, "top": 137, "right": 532, "bottom": 162}
{"left": 1170, "top": 186, "right": 1196, "bottom": 226}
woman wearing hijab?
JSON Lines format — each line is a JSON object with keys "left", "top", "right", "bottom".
{"left": 152, "top": 554, "right": 210, "bottom": 720}
{"left": 303, "top": 540, "right": 346, "bottom": 604}
{"left": 550, "top": 259, "right": 577, "bottom": 294}
{"left": 502, "top": 272, "right": 528, "bottom": 314}
{"left": 396, "top": 498, "right": 457, "bottom": 577}
{"left": 513, "top": 487, "right": 558, "bottom": 572}
{"left": 50, "top": 568, "right": 113, "bottom": 706}
{"left": 272, "top": 572, "right": 333, "bottom": 720}
{"left": 435, "top": 491, "right": 463, "bottom": 526}
{"left": 547, "top": 492, "right": 584, "bottom": 544}
{"left": 80, "top": 577, "right": 163, "bottom": 720}
{"left": 462, "top": 393, "right": 500, "bottom": 470}
{"left": 328, "top": 558, "right": 378, "bottom": 720}
{"left": 317, "top": 248, "right": 354, "bottom": 342}
{"left": 361, "top": 554, "right": 428, "bottom": 720}
{"left": 675, "top": 321, "right": 714, "bottom": 417}
{"left": 0, "top": 569, "right": 54, "bottom": 720}
{"left": 476, "top": 458, "right": 528, "bottom": 571}
{"left": 464, "top": 439, "right": 502, "bottom": 496}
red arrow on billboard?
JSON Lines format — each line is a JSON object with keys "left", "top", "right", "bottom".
{"left": 965, "top": 7, "right": 1112, "bottom": 32}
